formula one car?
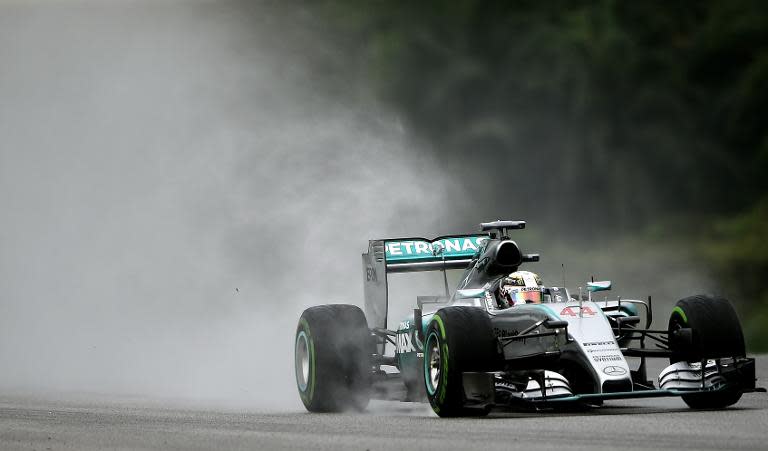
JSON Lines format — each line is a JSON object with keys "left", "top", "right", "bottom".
{"left": 294, "top": 221, "right": 761, "bottom": 416}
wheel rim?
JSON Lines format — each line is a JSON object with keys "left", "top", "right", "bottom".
{"left": 295, "top": 331, "right": 310, "bottom": 391}
{"left": 426, "top": 332, "right": 441, "bottom": 394}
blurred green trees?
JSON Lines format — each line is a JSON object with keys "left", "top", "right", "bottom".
{"left": 308, "top": 0, "right": 768, "bottom": 348}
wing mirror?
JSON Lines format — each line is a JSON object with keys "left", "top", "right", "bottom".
{"left": 587, "top": 281, "right": 612, "bottom": 292}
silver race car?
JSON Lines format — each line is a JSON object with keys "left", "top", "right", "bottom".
{"left": 294, "top": 220, "right": 762, "bottom": 416}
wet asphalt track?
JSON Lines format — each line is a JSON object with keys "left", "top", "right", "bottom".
{"left": 1, "top": 357, "right": 766, "bottom": 451}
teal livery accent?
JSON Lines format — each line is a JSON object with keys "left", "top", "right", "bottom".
{"left": 421, "top": 313, "right": 434, "bottom": 336}
{"left": 395, "top": 313, "right": 435, "bottom": 333}
{"left": 398, "top": 313, "right": 435, "bottom": 335}
{"left": 621, "top": 302, "right": 639, "bottom": 316}
{"left": 385, "top": 235, "right": 488, "bottom": 262}
{"left": 529, "top": 303, "right": 561, "bottom": 320}
{"left": 454, "top": 288, "right": 485, "bottom": 299}
{"left": 395, "top": 313, "right": 433, "bottom": 357}
{"left": 587, "top": 281, "right": 612, "bottom": 292}
{"left": 398, "top": 351, "right": 421, "bottom": 371}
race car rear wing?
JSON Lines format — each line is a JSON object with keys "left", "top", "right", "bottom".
{"left": 361, "top": 234, "right": 489, "bottom": 331}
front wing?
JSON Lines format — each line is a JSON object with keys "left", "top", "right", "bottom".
{"left": 472, "top": 357, "right": 761, "bottom": 410}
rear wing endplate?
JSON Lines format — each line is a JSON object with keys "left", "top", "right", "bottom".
{"left": 361, "top": 234, "right": 489, "bottom": 331}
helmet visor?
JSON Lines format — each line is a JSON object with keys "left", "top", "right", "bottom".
{"left": 509, "top": 288, "right": 542, "bottom": 304}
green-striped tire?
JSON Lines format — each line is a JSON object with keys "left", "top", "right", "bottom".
{"left": 295, "top": 304, "right": 372, "bottom": 412}
{"left": 424, "top": 306, "right": 497, "bottom": 417}
{"left": 668, "top": 295, "right": 745, "bottom": 363}
{"left": 668, "top": 294, "right": 745, "bottom": 409}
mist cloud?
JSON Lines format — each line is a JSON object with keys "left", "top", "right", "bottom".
{"left": 0, "top": 1, "right": 448, "bottom": 408}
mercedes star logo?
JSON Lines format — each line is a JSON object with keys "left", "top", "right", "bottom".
{"left": 603, "top": 366, "right": 627, "bottom": 376}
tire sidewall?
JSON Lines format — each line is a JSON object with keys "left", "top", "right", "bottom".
{"left": 668, "top": 295, "right": 746, "bottom": 409}
{"left": 668, "top": 295, "right": 745, "bottom": 362}
{"left": 424, "top": 318, "right": 450, "bottom": 406}
{"left": 295, "top": 317, "right": 316, "bottom": 408}
{"left": 424, "top": 307, "right": 496, "bottom": 417}
{"left": 294, "top": 304, "right": 371, "bottom": 412}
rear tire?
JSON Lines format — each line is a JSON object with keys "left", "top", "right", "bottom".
{"left": 295, "top": 304, "right": 373, "bottom": 412}
{"left": 424, "top": 306, "right": 497, "bottom": 417}
{"left": 668, "top": 295, "right": 745, "bottom": 409}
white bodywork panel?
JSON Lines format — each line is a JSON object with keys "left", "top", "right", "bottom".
{"left": 519, "top": 371, "right": 573, "bottom": 399}
{"left": 659, "top": 360, "right": 725, "bottom": 391}
{"left": 548, "top": 301, "right": 633, "bottom": 392}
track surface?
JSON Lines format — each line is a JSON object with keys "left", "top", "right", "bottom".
{"left": 2, "top": 357, "right": 766, "bottom": 451}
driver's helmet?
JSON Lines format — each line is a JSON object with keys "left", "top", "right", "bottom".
{"left": 497, "top": 271, "right": 543, "bottom": 308}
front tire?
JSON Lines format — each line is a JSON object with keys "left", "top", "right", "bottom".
{"left": 668, "top": 295, "right": 746, "bottom": 409}
{"left": 424, "top": 306, "right": 497, "bottom": 417}
{"left": 295, "top": 304, "right": 372, "bottom": 412}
